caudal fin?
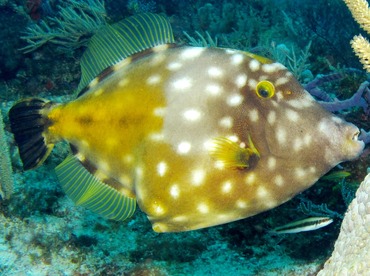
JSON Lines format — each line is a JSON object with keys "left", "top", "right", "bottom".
{"left": 8, "top": 98, "right": 55, "bottom": 170}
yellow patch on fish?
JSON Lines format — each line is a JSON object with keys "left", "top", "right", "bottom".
{"left": 9, "top": 13, "right": 364, "bottom": 232}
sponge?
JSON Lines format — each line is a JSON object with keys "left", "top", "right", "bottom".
{"left": 318, "top": 172, "right": 370, "bottom": 275}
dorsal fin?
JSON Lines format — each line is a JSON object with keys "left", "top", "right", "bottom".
{"left": 77, "top": 13, "right": 175, "bottom": 93}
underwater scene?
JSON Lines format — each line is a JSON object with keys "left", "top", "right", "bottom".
{"left": 1, "top": 0, "right": 370, "bottom": 275}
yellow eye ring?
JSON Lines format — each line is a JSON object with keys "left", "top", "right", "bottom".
{"left": 256, "top": 81, "right": 275, "bottom": 98}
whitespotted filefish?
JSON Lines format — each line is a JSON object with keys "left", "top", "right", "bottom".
{"left": 9, "top": 13, "right": 364, "bottom": 232}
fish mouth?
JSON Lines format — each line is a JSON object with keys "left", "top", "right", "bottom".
{"left": 352, "top": 130, "right": 360, "bottom": 142}
{"left": 345, "top": 127, "right": 365, "bottom": 160}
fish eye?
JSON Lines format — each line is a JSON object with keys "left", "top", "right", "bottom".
{"left": 256, "top": 81, "right": 275, "bottom": 98}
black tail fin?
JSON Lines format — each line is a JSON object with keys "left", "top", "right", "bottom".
{"left": 8, "top": 98, "right": 55, "bottom": 170}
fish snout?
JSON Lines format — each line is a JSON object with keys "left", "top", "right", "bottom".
{"left": 342, "top": 123, "right": 365, "bottom": 160}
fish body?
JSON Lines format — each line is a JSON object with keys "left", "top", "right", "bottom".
{"left": 270, "top": 217, "right": 334, "bottom": 234}
{"left": 9, "top": 13, "right": 364, "bottom": 232}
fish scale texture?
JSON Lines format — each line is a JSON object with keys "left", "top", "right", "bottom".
{"left": 319, "top": 173, "right": 370, "bottom": 275}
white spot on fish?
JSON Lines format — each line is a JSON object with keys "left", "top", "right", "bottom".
{"left": 206, "top": 84, "right": 223, "bottom": 96}
{"left": 177, "top": 141, "right": 191, "bottom": 154}
{"left": 288, "top": 98, "right": 314, "bottom": 109}
{"left": 286, "top": 109, "right": 300, "bottom": 122}
{"left": 152, "top": 44, "right": 169, "bottom": 52}
{"left": 149, "top": 132, "right": 164, "bottom": 141}
{"left": 180, "top": 47, "right": 204, "bottom": 59}
{"left": 118, "top": 79, "right": 129, "bottom": 87}
{"left": 75, "top": 152, "right": 86, "bottom": 162}
{"left": 219, "top": 116, "right": 233, "bottom": 128}
{"left": 172, "top": 77, "right": 193, "bottom": 90}
{"left": 295, "top": 167, "right": 306, "bottom": 178}
{"left": 94, "top": 89, "right": 104, "bottom": 96}
{"left": 119, "top": 174, "right": 131, "bottom": 185}
{"left": 245, "top": 173, "right": 256, "bottom": 185}
{"left": 227, "top": 135, "right": 239, "bottom": 142}
{"left": 98, "top": 161, "right": 110, "bottom": 172}
{"left": 331, "top": 116, "right": 343, "bottom": 124}
{"left": 197, "top": 203, "right": 209, "bottom": 214}
{"left": 113, "top": 58, "right": 130, "bottom": 71}
{"left": 147, "top": 74, "right": 161, "bottom": 85}
{"left": 80, "top": 140, "right": 90, "bottom": 149}
{"left": 208, "top": 67, "right": 223, "bottom": 78}
{"left": 136, "top": 166, "right": 144, "bottom": 180}
{"left": 89, "top": 78, "right": 99, "bottom": 87}
{"left": 276, "top": 127, "right": 287, "bottom": 144}
{"left": 95, "top": 170, "right": 108, "bottom": 181}
{"left": 262, "top": 63, "right": 278, "bottom": 74}
{"left": 235, "top": 74, "right": 247, "bottom": 88}
{"left": 167, "top": 62, "right": 183, "bottom": 71}
{"left": 173, "top": 215, "right": 187, "bottom": 222}
{"left": 153, "top": 107, "right": 166, "bottom": 117}
{"left": 214, "top": 160, "right": 225, "bottom": 170}
{"left": 150, "top": 53, "right": 166, "bottom": 66}
{"left": 274, "top": 175, "right": 284, "bottom": 186}
{"left": 226, "top": 49, "right": 237, "bottom": 54}
{"left": 318, "top": 120, "right": 329, "bottom": 134}
{"left": 248, "top": 79, "right": 258, "bottom": 89}
{"left": 267, "top": 111, "right": 276, "bottom": 125}
{"left": 258, "top": 75, "right": 268, "bottom": 81}
{"left": 191, "top": 169, "right": 206, "bottom": 186}
{"left": 122, "top": 154, "right": 133, "bottom": 164}
{"left": 221, "top": 181, "right": 233, "bottom": 193}
{"left": 293, "top": 138, "right": 303, "bottom": 152}
{"left": 257, "top": 186, "right": 269, "bottom": 198}
{"left": 276, "top": 91, "right": 284, "bottom": 101}
{"left": 285, "top": 71, "right": 293, "bottom": 78}
{"left": 227, "top": 94, "right": 243, "bottom": 106}
{"left": 249, "top": 59, "right": 260, "bottom": 71}
{"left": 248, "top": 109, "right": 259, "bottom": 122}
{"left": 231, "top": 53, "right": 244, "bottom": 65}
{"left": 170, "top": 184, "right": 180, "bottom": 199}
{"left": 236, "top": 199, "right": 247, "bottom": 209}
{"left": 267, "top": 157, "right": 276, "bottom": 170}
{"left": 183, "top": 109, "right": 202, "bottom": 121}
{"left": 153, "top": 203, "right": 165, "bottom": 215}
{"left": 157, "top": 161, "right": 167, "bottom": 177}
{"left": 304, "top": 134, "right": 312, "bottom": 146}
{"left": 153, "top": 223, "right": 167, "bottom": 232}
{"left": 275, "top": 77, "right": 289, "bottom": 86}
{"left": 271, "top": 100, "right": 279, "bottom": 107}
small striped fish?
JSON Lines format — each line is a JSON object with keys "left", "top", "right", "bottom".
{"left": 270, "top": 217, "right": 334, "bottom": 234}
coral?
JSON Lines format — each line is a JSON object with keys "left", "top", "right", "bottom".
{"left": 270, "top": 41, "right": 312, "bottom": 82}
{"left": 351, "top": 34, "right": 370, "bottom": 71}
{"left": 20, "top": 0, "right": 107, "bottom": 53}
{"left": 318, "top": 173, "right": 370, "bottom": 275}
{"left": 304, "top": 72, "right": 370, "bottom": 122}
{"left": 344, "top": 0, "right": 370, "bottom": 72}
{"left": 0, "top": 109, "right": 13, "bottom": 200}
{"left": 297, "top": 197, "right": 343, "bottom": 219}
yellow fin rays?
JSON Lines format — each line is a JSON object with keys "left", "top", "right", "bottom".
{"left": 55, "top": 155, "right": 136, "bottom": 221}
{"left": 209, "top": 135, "right": 260, "bottom": 169}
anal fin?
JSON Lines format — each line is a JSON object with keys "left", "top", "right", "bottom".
{"left": 55, "top": 155, "right": 136, "bottom": 221}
